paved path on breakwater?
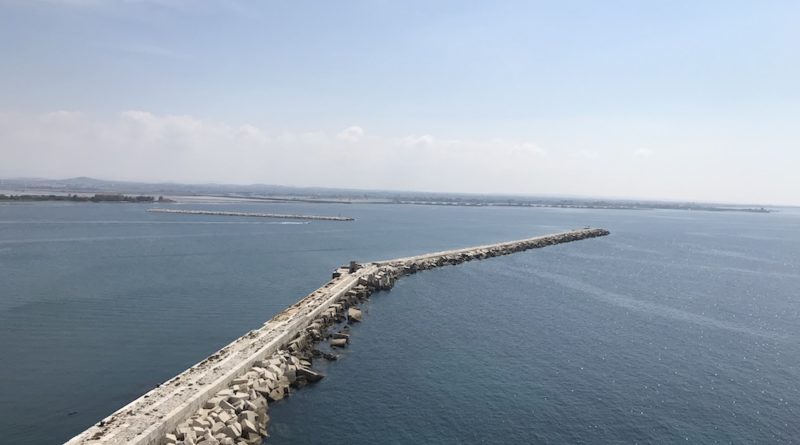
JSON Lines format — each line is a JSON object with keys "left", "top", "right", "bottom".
{"left": 146, "top": 208, "right": 355, "bottom": 221}
{"left": 65, "top": 228, "right": 609, "bottom": 445}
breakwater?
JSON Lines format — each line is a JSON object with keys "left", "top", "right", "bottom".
{"left": 65, "top": 228, "right": 608, "bottom": 445}
{"left": 146, "top": 208, "right": 354, "bottom": 221}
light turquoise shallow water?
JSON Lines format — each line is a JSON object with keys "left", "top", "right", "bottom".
{"left": 0, "top": 202, "right": 798, "bottom": 443}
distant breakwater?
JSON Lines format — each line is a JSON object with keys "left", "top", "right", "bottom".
{"left": 66, "top": 228, "right": 609, "bottom": 445}
{"left": 146, "top": 208, "right": 354, "bottom": 222}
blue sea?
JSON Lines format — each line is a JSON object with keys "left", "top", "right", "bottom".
{"left": 1, "top": 202, "right": 799, "bottom": 444}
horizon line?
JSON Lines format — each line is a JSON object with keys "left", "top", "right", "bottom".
{"left": 0, "top": 175, "right": 792, "bottom": 209}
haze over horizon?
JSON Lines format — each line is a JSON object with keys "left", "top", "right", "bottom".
{"left": 1, "top": 1, "right": 798, "bottom": 205}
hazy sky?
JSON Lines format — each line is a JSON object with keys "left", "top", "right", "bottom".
{"left": 1, "top": 0, "right": 798, "bottom": 205}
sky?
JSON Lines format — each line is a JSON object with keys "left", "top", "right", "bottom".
{"left": 0, "top": 0, "right": 798, "bottom": 205}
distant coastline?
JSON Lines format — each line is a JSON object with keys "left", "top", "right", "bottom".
{"left": 393, "top": 199, "right": 773, "bottom": 213}
{"left": 146, "top": 208, "right": 354, "bottom": 221}
{"left": 0, "top": 193, "right": 173, "bottom": 203}
{"left": 0, "top": 177, "right": 780, "bottom": 213}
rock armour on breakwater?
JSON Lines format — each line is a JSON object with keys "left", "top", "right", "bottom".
{"left": 146, "top": 208, "right": 355, "bottom": 221}
{"left": 65, "top": 228, "right": 608, "bottom": 445}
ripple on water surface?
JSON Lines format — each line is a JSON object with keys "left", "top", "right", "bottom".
{"left": 1, "top": 203, "right": 799, "bottom": 444}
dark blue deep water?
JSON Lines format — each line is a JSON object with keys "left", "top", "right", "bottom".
{"left": 1, "top": 202, "right": 799, "bottom": 444}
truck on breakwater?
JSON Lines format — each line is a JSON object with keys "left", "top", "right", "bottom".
{"left": 66, "top": 228, "right": 609, "bottom": 445}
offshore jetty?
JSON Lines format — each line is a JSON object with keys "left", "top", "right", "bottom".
{"left": 66, "top": 228, "right": 609, "bottom": 445}
{"left": 146, "top": 208, "right": 354, "bottom": 221}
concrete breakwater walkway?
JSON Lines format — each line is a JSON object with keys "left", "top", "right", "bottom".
{"left": 65, "top": 228, "right": 609, "bottom": 445}
{"left": 146, "top": 208, "right": 355, "bottom": 221}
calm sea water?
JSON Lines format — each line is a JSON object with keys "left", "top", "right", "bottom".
{"left": 1, "top": 202, "right": 798, "bottom": 444}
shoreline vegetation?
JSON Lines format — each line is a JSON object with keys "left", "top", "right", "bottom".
{"left": 0, "top": 193, "right": 174, "bottom": 203}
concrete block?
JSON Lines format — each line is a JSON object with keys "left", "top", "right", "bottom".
{"left": 217, "top": 411, "right": 232, "bottom": 424}
{"left": 252, "top": 384, "right": 271, "bottom": 397}
{"left": 244, "top": 432, "right": 262, "bottom": 445}
{"left": 296, "top": 367, "right": 324, "bottom": 383}
{"left": 211, "top": 422, "right": 225, "bottom": 435}
{"left": 252, "top": 394, "right": 268, "bottom": 412}
{"left": 231, "top": 400, "right": 244, "bottom": 412}
{"left": 268, "top": 364, "right": 283, "bottom": 377}
{"left": 176, "top": 424, "right": 194, "bottom": 439}
{"left": 268, "top": 388, "right": 284, "bottom": 401}
{"left": 241, "top": 419, "right": 258, "bottom": 435}
{"left": 348, "top": 307, "right": 362, "bottom": 322}
{"left": 204, "top": 397, "right": 224, "bottom": 409}
{"left": 201, "top": 431, "right": 220, "bottom": 445}
{"left": 221, "top": 422, "right": 242, "bottom": 438}
{"left": 237, "top": 411, "right": 257, "bottom": 425}
{"left": 230, "top": 391, "right": 249, "bottom": 402}
{"left": 219, "top": 400, "right": 235, "bottom": 412}
{"left": 285, "top": 365, "right": 297, "bottom": 383}
{"left": 330, "top": 338, "right": 347, "bottom": 347}
{"left": 243, "top": 400, "right": 258, "bottom": 412}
